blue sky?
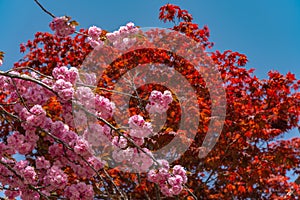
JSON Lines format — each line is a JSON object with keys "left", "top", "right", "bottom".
{"left": 0, "top": 0, "right": 299, "bottom": 194}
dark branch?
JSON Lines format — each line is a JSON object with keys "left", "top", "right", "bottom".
{"left": 33, "top": 0, "right": 56, "bottom": 18}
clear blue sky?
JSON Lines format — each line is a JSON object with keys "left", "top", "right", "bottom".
{"left": 0, "top": 0, "right": 299, "bottom": 191}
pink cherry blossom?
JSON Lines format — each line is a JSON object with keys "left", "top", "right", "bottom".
{"left": 112, "top": 136, "right": 127, "bottom": 148}
{"left": 146, "top": 90, "right": 173, "bottom": 114}
{"left": 35, "top": 156, "right": 51, "bottom": 170}
{"left": 88, "top": 26, "right": 102, "bottom": 39}
{"left": 74, "top": 138, "right": 92, "bottom": 157}
{"left": 128, "top": 115, "right": 153, "bottom": 138}
{"left": 65, "top": 182, "right": 94, "bottom": 200}
{"left": 49, "top": 16, "right": 75, "bottom": 37}
{"left": 131, "top": 148, "right": 154, "bottom": 172}
{"left": 43, "top": 166, "right": 68, "bottom": 190}
{"left": 52, "top": 79, "right": 74, "bottom": 101}
{"left": 95, "top": 95, "right": 115, "bottom": 119}
{"left": 87, "top": 26, "right": 104, "bottom": 48}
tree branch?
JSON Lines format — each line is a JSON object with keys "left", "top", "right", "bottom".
{"left": 33, "top": 0, "right": 55, "bottom": 18}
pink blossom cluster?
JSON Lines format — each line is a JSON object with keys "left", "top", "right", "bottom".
{"left": 7, "top": 131, "right": 36, "bottom": 155}
{"left": 106, "top": 22, "right": 138, "bottom": 41}
{"left": 43, "top": 166, "right": 68, "bottom": 190}
{"left": 146, "top": 90, "right": 173, "bottom": 114}
{"left": 73, "top": 86, "right": 115, "bottom": 119}
{"left": 65, "top": 182, "right": 94, "bottom": 200}
{"left": 112, "top": 147, "right": 154, "bottom": 172}
{"left": 52, "top": 66, "right": 79, "bottom": 102}
{"left": 106, "top": 22, "right": 139, "bottom": 50}
{"left": 52, "top": 66, "right": 78, "bottom": 84}
{"left": 74, "top": 86, "right": 95, "bottom": 108}
{"left": 0, "top": 69, "right": 111, "bottom": 199}
{"left": 147, "top": 160, "right": 188, "bottom": 197}
{"left": 83, "top": 123, "right": 112, "bottom": 147}
{"left": 95, "top": 95, "right": 116, "bottom": 119}
{"left": 131, "top": 147, "right": 154, "bottom": 172}
{"left": 53, "top": 79, "right": 74, "bottom": 102}
{"left": 87, "top": 26, "right": 104, "bottom": 48}
{"left": 128, "top": 114, "right": 153, "bottom": 138}
{"left": 0, "top": 159, "right": 39, "bottom": 200}
{"left": 112, "top": 136, "right": 127, "bottom": 148}
{"left": 111, "top": 115, "right": 155, "bottom": 172}
{"left": 0, "top": 59, "right": 3, "bottom": 66}
{"left": 49, "top": 16, "right": 76, "bottom": 37}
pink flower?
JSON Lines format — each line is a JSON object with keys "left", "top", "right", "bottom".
{"left": 49, "top": 144, "right": 64, "bottom": 157}
{"left": 44, "top": 166, "right": 68, "bottom": 190}
{"left": 87, "top": 26, "right": 104, "bottom": 48}
{"left": 53, "top": 79, "right": 74, "bottom": 101}
{"left": 112, "top": 136, "right": 127, "bottom": 148}
{"left": 18, "top": 142, "right": 34, "bottom": 155}
{"left": 128, "top": 115, "right": 153, "bottom": 138}
{"left": 4, "top": 190, "right": 20, "bottom": 199}
{"left": 49, "top": 16, "right": 75, "bottom": 37}
{"left": 160, "top": 184, "right": 173, "bottom": 197}
{"left": 13, "top": 161, "right": 36, "bottom": 185}
{"left": 112, "top": 148, "right": 134, "bottom": 163}
{"left": 147, "top": 162, "right": 186, "bottom": 197}
{"left": 74, "top": 138, "right": 92, "bottom": 157}
{"left": 131, "top": 148, "right": 154, "bottom": 172}
{"left": 65, "top": 182, "right": 94, "bottom": 200}
{"left": 147, "top": 169, "right": 159, "bottom": 183}
{"left": 129, "top": 115, "right": 145, "bottom": 128}
{"left": 158, "top": 159, "right": 170, "bottom": 170}
{"left": 52, "top": 66, "right": 78, "bottom": 84}
{"left": 158, "top": 168, "right": 171, "bottom": 183}
{"left": 83, "top": 123, "right": 111, "bottom": 146}
{"left": 36, "top": 156, "right": 51, "bottom": 169}
{"left": 88, "top": 26, "right": 102, "bottom": 39}
{"left": 171, "top": 184, "right": 183, "bottom": 195}
{"left": 7, "top": 131, "right": 24, "bottom": 152}
{"left": 146, "top": 90, "right": 173, "bottom": 114}
{"left": 22, "top": 166, "right": 37, "bottom": 184}
{"left": 168, "top": 175, "right": 183, "bottom": 186}
{"left": 87, "top": 39, "right": 103, "bottom": 48}
{"left": 132, "top": 136, "right": 144, "bottom": 146}
{"left": 172, "top": 165, "right": 187, "bottom": 184}
{"left": 87, "top": 156, "right": 104, "bottom": 171}
{"left": 51, "top": 120, "right": 69, "bottom": 139}
{"left": 95, "top": 95, "right": 115, "bottom": 119}
{"left": 74, "top": 86, "right": 95, "bottom": 108}
{"left": 20, "top": 189, "right": 40, "bottom": 200}
{"left": 26, "top": 105, "right": 46, "bottom": 127}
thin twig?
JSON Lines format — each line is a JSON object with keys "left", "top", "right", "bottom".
{"left": 33, "top": 0, "right": 55, "bottom": 18}
{"left": 10, "top": 78, "right": 32, "bottom": 114}
{"left": 103, "top": 169, "right": 128, "bottom": 200}
{"left": 77, "top": 82, "right": 149, "bottom": 102}
{"left": 0, "top": 105, "right": 21, "bottom": 121}
{"left": 33, "top": 0, "right": 89, "bottom": 37}
{"left": 203, "top": 134, "right": 242, "bottom": 185}
{"left": 8, "top": 66, "right": 53, "bottom": 79}
{"left": 155, "top": 184, "right": 161, "bottom": 200}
